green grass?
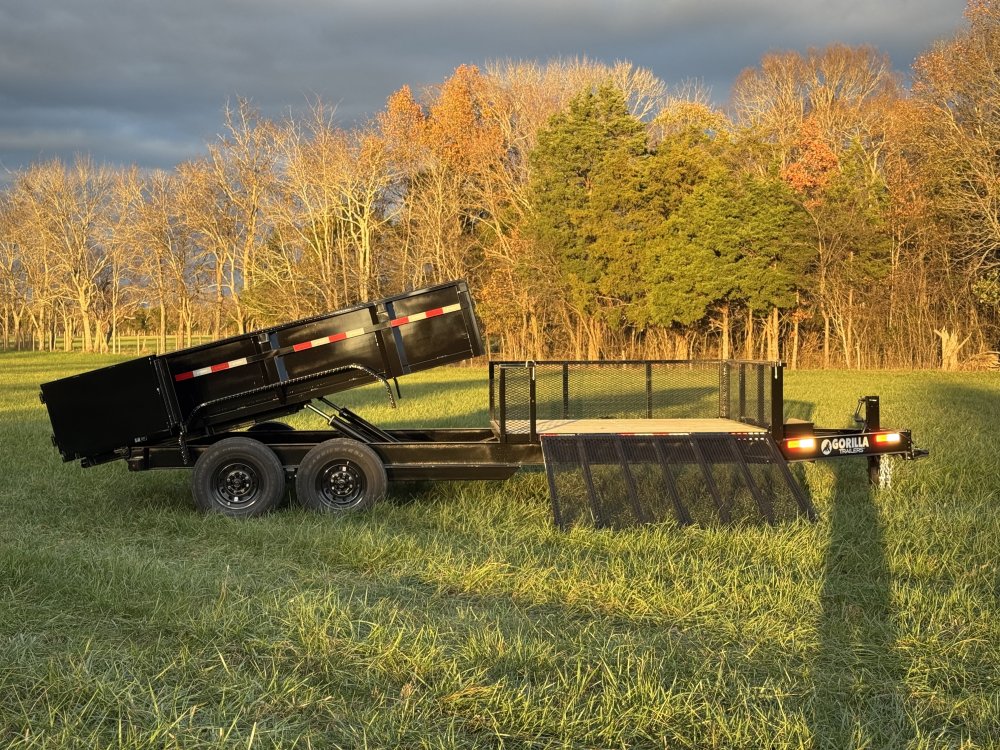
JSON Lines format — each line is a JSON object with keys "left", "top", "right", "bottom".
{"left": 0, "top": 351, "right": 998, "bottom": 749}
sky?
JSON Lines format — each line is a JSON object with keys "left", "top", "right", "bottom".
{"left": 0, "top": 0, "right": 967, "bottom": 181}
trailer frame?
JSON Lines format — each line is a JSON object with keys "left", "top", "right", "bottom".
{"left": 116, "top": 358, "right": 924, "bottom": 520}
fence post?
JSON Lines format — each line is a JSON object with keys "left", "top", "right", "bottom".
{"left": 645, "top": 362, "right": 653, "bottom": 418}
{"left": 719, "top": 361, "right": 731, "bottom": 419}
{"left": 770, "top": 364, "right": 784, "bottom": 441}
{"left": 562, "top": 363, "right": 570, "bottom": 418}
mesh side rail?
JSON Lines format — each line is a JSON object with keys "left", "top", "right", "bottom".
{"left": 723, "top": 361, "right": 772, "bottom": 426}
{"left": 495, "top": 361, "right": 775, "bottom": 435}
{"left": 541, "top": 433, "right": 815, "bottom": 530}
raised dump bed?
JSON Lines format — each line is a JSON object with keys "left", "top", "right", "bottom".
{"left": 41, "top": 280, "right": 483, "bottom": 466}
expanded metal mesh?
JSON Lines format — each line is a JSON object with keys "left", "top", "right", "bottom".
{"left": 542, "top": 433, "right": 813, "bottom": 530}
{"left": 498, "top": 364, "right": 533, "bottom": 429}
{"left": 722, "top": 361, "right": 772, "bottom": 427}
{"left": 492, "top": 360, "right": 775, "bottom": 435}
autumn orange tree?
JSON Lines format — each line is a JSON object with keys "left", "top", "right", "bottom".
{"left": 734, "top": 45, "right": 905, "bottom": 367}
{"left": 910, "top": 0, "right": 1000, "bottom": 364}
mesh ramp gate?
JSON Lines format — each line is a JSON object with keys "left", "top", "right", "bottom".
{"left": 541, "top": 433, "right": 815, "bottom": 530}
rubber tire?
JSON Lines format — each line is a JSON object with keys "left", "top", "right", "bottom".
{"left": 192, "top": 437, "right": 286, "bottom": 518}
{"left": 247, "top": 421, "right": 294, "bottom": 433}
{"left": 295, "top": 438, "right": 387, "bottom": 514}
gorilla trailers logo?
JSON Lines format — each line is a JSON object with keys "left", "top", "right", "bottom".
{"left": 821, "top": 436, "right": 869, "bottom": 456}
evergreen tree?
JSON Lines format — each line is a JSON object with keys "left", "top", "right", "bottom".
{"left": 528, "top": 83, "right": 648, "bottom": 334}
{"left": 644, "top": 170, "right": 813, "bottom": 356}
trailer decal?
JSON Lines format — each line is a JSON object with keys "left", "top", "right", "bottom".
{"left": 172, "top": 302, "right": 465, "bottom": 382}
{"left": 821, "top": 436, "right": 870, "bottom": 455}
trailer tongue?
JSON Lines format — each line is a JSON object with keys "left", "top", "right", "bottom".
{"left": 41, "top": 282, "right": 926, "bottom": 525}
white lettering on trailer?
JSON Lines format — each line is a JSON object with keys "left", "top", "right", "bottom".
{"left": 820, "top": 436, "right": 870, "bottom": 456}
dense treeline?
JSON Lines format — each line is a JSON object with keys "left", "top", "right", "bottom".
{"left": 1, "top": 1, "right": 998, "bottom": 368}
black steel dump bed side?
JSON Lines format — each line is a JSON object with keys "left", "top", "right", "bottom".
{"left": 41, "top": 280, "right": 483, "bottom": 465}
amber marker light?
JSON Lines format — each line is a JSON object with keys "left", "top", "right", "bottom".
{"left": 874, "top": 432, "right": 901, "bottom": 444}
{"left": 785, "top": 438, "right": 816, "bottom": 450}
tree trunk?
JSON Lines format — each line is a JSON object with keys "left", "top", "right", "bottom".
{"left": 214, "top": 259, "right": 224, "bottom": 338}
{"left": 62, "top": 312, "right": 73, "bottom": 352}
{"left": 767, "top": 307, "right": 779, "bottom": 361}
{"left": 791, "top": 317, "right": 800, "bottom": 370}
{"left": 673, "top": 331, "right": 689, "bottom": 360}
{"left": 822, "top": 311, "right": 831, "bottom": 368}
{"left": 744, "top": 308, "right": 754, "bottom": 360}
{"left": 159, "top": 305, "right": 167, "bottom": 355}
{"left": 720, "top": 304, "right": 730, "bottom": 360}
{"left": 934, "top": 328, "right": 971, "bottom": 371}
{"left": 80, "top": 309, "right": 93, "bottom": 352}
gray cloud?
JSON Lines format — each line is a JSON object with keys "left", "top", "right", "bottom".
{"left": 0, "top": 0, "right": 966, "bottom": 179}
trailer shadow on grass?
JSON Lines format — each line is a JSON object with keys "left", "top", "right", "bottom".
{"left": 776, "top": 396, "right": 915, "bottom": 744}
{"left": 810, "top": 457, "right": 914, "bottom": 748}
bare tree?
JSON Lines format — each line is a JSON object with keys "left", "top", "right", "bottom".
{"left": 0, "top": 193, "right": 28, "bottom": 348}
{"left": 123, "top": 170, "right": 208, "bottom": 350}
{"left": 185, "top": 100, "right": 278, "bottom": 334}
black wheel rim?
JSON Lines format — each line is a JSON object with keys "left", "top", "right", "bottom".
{"left": 316, "top": 460, "right": 366, "bottom": 509}
{"left": 213, "top": 461, "right": 261, "bottom": 509}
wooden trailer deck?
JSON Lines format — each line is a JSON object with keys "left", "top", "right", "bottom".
{"left": 501, "top": 418, "right": 768, "bottom": 436}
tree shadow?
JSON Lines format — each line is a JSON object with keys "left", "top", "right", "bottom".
{"left": 811, "top": 457, "right": 914, "bottom": 748}
{"left": 782, "top": 398, "right": 815, "bottom": 422}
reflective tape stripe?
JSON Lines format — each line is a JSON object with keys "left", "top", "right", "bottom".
{"left": 389, "top": 303, "right": 460, "bottom": 328}
{"left": 291, "top": 328, "right": 359, "bottom": 353}
{"left": 173, "top": 302, "right": 464, "bottom": 382}
{"left": 174, "top": 357, "right": 249, "bottom": 381}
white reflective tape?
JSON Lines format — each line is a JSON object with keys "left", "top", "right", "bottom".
{"left": 178, "top": 302, "right": 465, "bottom": 381}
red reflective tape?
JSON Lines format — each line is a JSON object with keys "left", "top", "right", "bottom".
{"left": 174, "top": 303, "right": 463, "bottom": 382}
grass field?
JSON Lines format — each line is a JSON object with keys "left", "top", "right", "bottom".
{"left": 0, "top": 351, "right": 998, "bottom": 749}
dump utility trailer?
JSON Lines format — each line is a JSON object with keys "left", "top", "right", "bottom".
{"left": 42, "top": 283, "right": 926, "bottom": 526}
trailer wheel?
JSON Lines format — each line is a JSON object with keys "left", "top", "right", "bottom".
{"left": 295, "top": 439, "right": 386, "bottom": 514}
{"left": 192, "top": 437, "right": 286, "bottom": 518}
